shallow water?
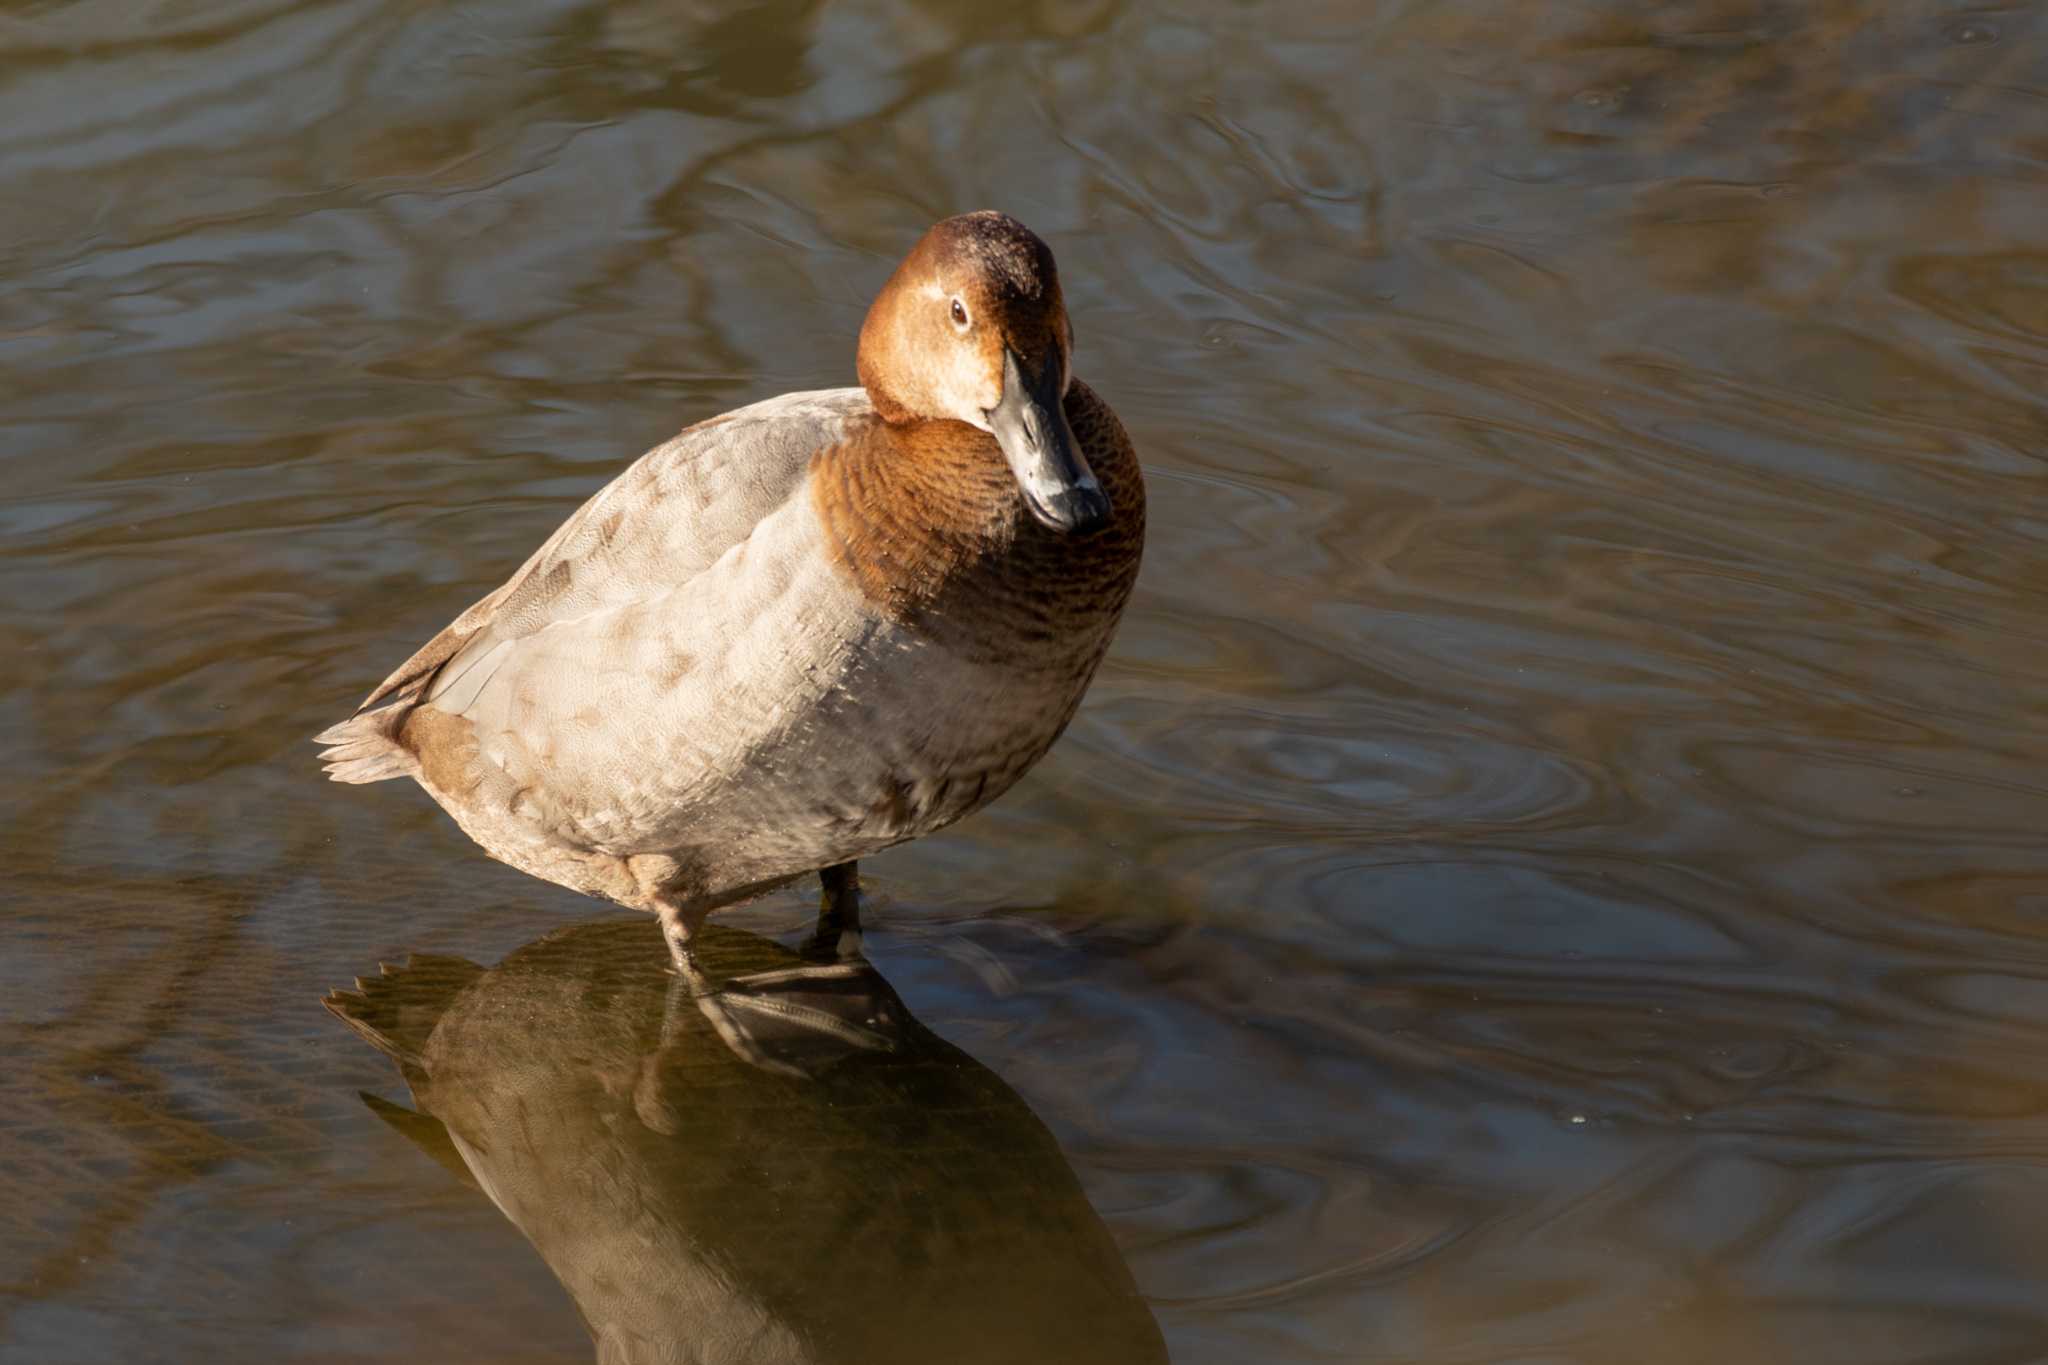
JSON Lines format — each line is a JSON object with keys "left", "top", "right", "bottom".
{"left": 5, "top": 1, "right": 2048, "bottom": 1360}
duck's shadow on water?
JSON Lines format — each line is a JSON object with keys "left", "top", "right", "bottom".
{"left": 326, "top": 919, "right": 1169, "bottom": 1365}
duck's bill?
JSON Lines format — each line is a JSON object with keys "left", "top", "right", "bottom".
{"left": 987, "top": 346, "right": 1111, "bottom": 534}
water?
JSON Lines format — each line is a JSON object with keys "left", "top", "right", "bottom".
{"left": 5, "top": 1, "right": 2048, "bottom": 1360}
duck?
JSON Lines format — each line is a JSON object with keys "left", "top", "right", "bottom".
{"left": 325, "top": 919, "right": 1171, "bottom": 1363}
{"left": 316, "top": 211, "right": 1144, "bottom": 978}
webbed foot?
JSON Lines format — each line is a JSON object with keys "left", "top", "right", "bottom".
{"left": 684, "top": 958, "right": 905, "bottom": 1079}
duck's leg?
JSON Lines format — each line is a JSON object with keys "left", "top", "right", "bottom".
{"left": 653, "top": 868, "right": 894, "bottom": 1077}
{"left": 657, "top": 899, "right": 716, "bottom": 995}
{"left": 806, "top": 861, "right": 864, "bottom": 961}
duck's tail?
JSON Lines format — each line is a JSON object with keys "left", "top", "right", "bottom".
{"left": 323, "top": 953, "right": 486, "bottom": 1067}
{"left": 328, "top": 956, "right": 490, "bottom": 1193}
{"left": 313, "top": 706, "right": 418, "bottom": 784}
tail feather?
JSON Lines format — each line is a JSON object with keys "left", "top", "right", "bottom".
{"left": 313, "top": 706, "right": 417, "bottom": 784}
{"left": 323, "top": 953, "right": 487, "bottom": 1067}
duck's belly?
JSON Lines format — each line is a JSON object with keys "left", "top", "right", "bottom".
{"left": 720, "top": 626, "right": 1097, "bottom": 855}
{"left": 628, "top": 615, "right": 1100, "bottom": 896}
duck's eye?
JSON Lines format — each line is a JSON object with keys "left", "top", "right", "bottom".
{"left": 950, "top": 298, "right": 969, "bottom": 329}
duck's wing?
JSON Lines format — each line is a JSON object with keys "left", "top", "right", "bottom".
{"left": 352, "top": 388, "right": 872, "bottom": 719}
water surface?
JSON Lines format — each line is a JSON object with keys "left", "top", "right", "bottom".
{"left": 5, "top": 1, "right": 2048, "bottom": 1361}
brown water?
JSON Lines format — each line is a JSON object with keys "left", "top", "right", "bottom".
{"left": 5, "top": 1, "right": 2048, "bottom": 1361}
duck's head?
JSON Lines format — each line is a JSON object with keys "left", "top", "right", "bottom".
{"left": 857, "top": 211, "right": 1109, "bottom": 535}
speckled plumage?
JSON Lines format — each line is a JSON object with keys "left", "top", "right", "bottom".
{"left": 317, "top": 213, "right": 1143, "bottom": 948}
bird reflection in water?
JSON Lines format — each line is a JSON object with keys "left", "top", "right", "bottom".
{"left": 326, "top": 920, "right": 1169, "bottom": 1364}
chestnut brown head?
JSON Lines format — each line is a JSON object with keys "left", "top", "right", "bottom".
{"left": 856, "top": 212, "right": 1108, "bottom": 534}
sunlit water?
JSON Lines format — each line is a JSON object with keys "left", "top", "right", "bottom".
{"left": 5, "top": 1, "right": 2048, "bottom": 1361}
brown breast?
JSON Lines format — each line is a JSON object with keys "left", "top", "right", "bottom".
{"left": 810, "top": 379, "right": 1145, "bottom": 671}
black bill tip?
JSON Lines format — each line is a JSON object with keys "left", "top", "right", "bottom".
{"left": 1025, "top": 481, "right": 1112, "bottom": 535}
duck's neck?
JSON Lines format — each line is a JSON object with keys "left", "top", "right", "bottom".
{"left": 811, "top": 415, "right": 1025, "bottom": 614}
{"left": 810, "top": 382, "right": 1145, "bottom": 651}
